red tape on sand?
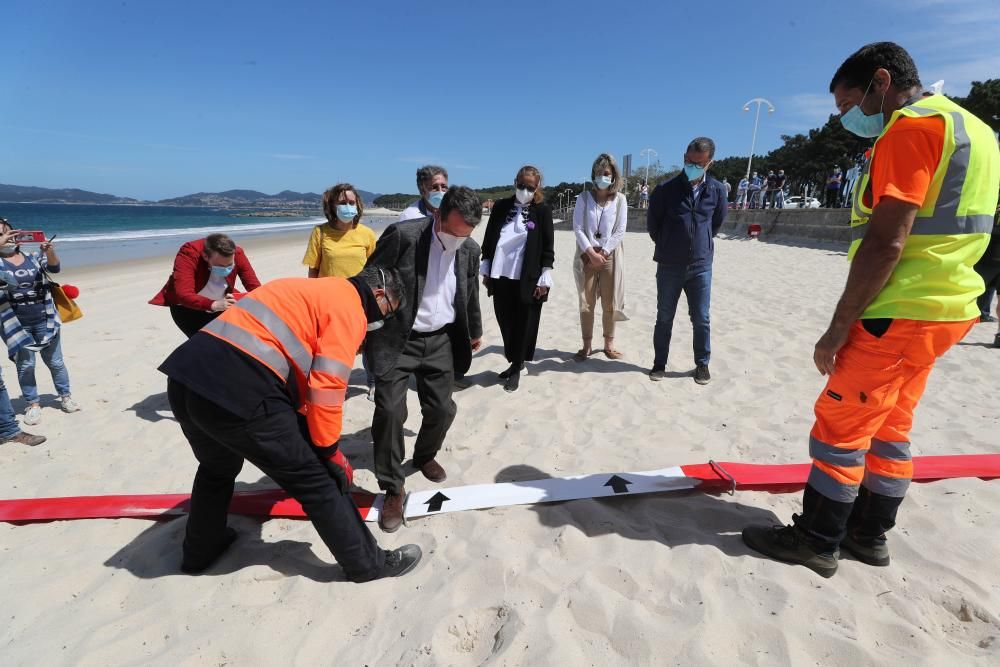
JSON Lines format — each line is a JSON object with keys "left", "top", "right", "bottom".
{"left": 1, "top": 454, "right": 997, "bottom": 524}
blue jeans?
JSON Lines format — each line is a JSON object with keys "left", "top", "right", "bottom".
{"left": 653, "top": 264, "right": 712, "bottom": 368}
{"left": 15, "top": 322, "right": 72, "bottom": 404}
{"left": 0, "top": 371, "right": 21, "bottom": 438}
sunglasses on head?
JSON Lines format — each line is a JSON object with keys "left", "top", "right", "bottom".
{"left": 516, "top": 184, "right": 536, "bottom": 193}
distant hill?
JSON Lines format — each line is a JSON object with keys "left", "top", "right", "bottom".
{"left": 0, "top": 183, "right": 381, "bottom": 207}
{"left": 0, "top": 183, "right": 139, "bottom": 204}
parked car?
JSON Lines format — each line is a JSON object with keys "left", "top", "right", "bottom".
{"left": 785, "top": 195, "right": 821, "bottom": 209}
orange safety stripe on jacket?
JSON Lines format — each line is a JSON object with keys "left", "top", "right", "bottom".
{"left": 201, "top": 277, "right": 366, "bottom": 448}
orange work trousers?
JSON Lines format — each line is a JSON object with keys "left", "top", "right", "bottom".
{"left": 807, "top": 318, "right": 976, "bottom": 502}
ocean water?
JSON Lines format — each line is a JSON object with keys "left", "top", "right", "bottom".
{"left": 0, "top": 203, "right": 396, "bottom": 267}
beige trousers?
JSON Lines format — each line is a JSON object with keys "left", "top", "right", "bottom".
{"left": 580, "top": 253, "right": 616, "bottom": 340}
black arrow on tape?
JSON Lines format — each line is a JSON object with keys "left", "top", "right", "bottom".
{"left": 604, "top": 475, "right": 633, "bottom": 494}
{"left": 424, "top": 492, "right": 451, "bottom": 512}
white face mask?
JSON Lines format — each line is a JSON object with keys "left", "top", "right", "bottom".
{"left": 437, "top": 230, "right": 466, "bottom": 253}
{"left": 515, "top": 188, "right": 534, "bottom": 205}
{"left": 595, "top": 175, "right": 613, "bottom": 190}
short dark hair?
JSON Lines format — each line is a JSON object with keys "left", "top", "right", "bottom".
{"left": 829, "top": 42, "right": 921, "bottom": 93}
{"left": 686, "top": 137, "right": 716, "bottom": 159}
{"left": 357, "top": 265, "right": 404, "bottom": 309}
{"left": 438, "top": 185, "right": 482, "bottom": 227}
{"left": 204, "top": 233, "right": 236, "bottom": 256}
{"left": 416, "top": 165, "right": 448, "bottom": 193}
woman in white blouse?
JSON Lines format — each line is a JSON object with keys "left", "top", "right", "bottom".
{"left": 572, "top": 153, "right": 628, "bottom": 361}
{"left": 480, "top": 166, "right": 555, "bottom": 392}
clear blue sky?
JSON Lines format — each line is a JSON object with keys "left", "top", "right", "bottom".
{"left": 2, "top": 0, "right": 998, "bottom": 201}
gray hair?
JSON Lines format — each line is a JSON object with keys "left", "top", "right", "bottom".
{"left": 416, "top": 165, "right": 448, "bottom": 194}
{"left": 686, "top": 137, "right": 716, "bottom": 159}
{"left": 357, "top": 265, "right": 405, "bottom": 309}
{"left": 438, "top": 185, "right": 482, "bottom": 227}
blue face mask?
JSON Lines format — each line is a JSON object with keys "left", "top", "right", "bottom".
{"left": 426, "top": 190, "right": 446, "bottom": 209}
{"left": 840, "top": 79, "right": 886, "bottom": 138}
{"left": 594, "top": 175, "right": 613, "bottom": 190}
{"left": 683, "top": 163, "right": 706, "bottom": 181}
{"left": 335, "top": 204, "right": 358, "bottom": 223}
{"left": 210, "top": 264, "right": 234, "bottom": 278}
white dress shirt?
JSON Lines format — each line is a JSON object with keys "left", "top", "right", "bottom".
{"left": 196, "top": 272, "right": 228, "bottom": 301}
{"left": 479, "top": 204, "right": 553, "bottom": 287}
{"left": 573, "top": 192, "right": 627, "bottom": 254}
{"left": 412, "top": 229, "right": 458, "bottom": 332}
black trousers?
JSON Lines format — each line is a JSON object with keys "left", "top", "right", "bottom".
{"left": 824, "top": 188, "right": 840, "bottom": 208}
{"left": 492, "top": 277, "right": 543, "bottom": 367}
{"left": 170, "top": 305, "right": 221, "bottom": 338}
{"left": 975, "top": 259, "right": 1000, "bottom": 317}
{"left": 793, "top": 484, "right": 903, "bottom": 553}
{"left": 167, "top": 379, "right": 385, "bottom": 581}
{"left": 371, "top": 331, "right": 456, "bottom": 495}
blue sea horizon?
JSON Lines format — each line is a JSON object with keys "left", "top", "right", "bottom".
{"left": 0, "top": 203, "right": 396, "bottom": 268}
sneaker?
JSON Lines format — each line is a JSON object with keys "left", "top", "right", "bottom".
{"left": 981, "top": 314, "right": 997, "bottom": 323}
{"left": 1, "top": 431, "right": 46, "bottom": 447}
{"left": 379, "top": 490, "right": 405, "bottom": 533}
{"left": 503, "top": 370, "right": 521, "bottom": 393}
{"left": 841, "top": 533, "right": 890, "bottom": 567}
{"left": 649, "top": 366, "right": 666, "bottom": 382}
{"left": 60, "top": 396, "right": 81, "bottom": 413}
{"left": 23, "top": 404, "right": 42, "bottom": 425}
{"left": 694, "top": 364, "right": 711, "bottom": 385}
{"left": 994, "top": 333, "right": 1000, "bottom": 349}
{"left": 498, "top": 363, "right": 523, "bottom": 380}
{"left": 742, "top": 524, "right": 839, "bottom": 578}
{"left": 181, "top": 527, "right": 238, "bottom": 574}
{"left": 372, "top": 544, "right": 422, "bottom": 580}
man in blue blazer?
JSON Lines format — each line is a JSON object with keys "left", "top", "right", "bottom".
{"left": 646, "top": 137, "right": 728, "bottom": 385}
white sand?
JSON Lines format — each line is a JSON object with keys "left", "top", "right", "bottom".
{"left": 1, "top": 227, "right": 998, "bottom": 664}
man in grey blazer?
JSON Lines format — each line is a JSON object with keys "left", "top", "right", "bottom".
{"left": 365, "top": 186, "right": 484, "bottom": 532}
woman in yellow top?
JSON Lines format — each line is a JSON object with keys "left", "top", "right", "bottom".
{"left": 302, "top": 182, "right": 378, "bottom": 397}
{"left": 303, "top": 183, "right": 377, "bottom": 279}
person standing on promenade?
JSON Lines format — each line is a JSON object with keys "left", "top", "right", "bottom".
{"left": 399, "top": 165, "right": 449, "bottom": 222}
{"left": 572, "top": 153, "right": 629, "bottom": 362}
{"left": 774, "top": 169, "right": 787, "bottom": 209}
{"left": 647, "top": 137, "right": 728, "bottom": 385}
{"left": 366, "top": 186, "right": 483, "bottom": 533}
{"left": 480, "top": 165, "right": 555, "bottom": 392}
{"left": 150, "top": 234, "right": 261, "bottom": 338}
{"left": 743, "top": 42, "right": 1000, "bottom": 577}
{"left": 736, "top": 176, "right": 750, "bottom": 208}
{"left": 825, "top": 167, "right": 843, "bottom": 208}
{"left": 160, "top": 265, "right": 423, "bottom": 581}
{"left": 303, "top": 183, "right": 378, "bottom": 397}
{"left": 748, "top": 171, "right": 762, "bottom": 209}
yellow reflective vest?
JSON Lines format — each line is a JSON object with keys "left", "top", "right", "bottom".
{"left": 850, "top": 94, "right": 1000, "bottom": 321}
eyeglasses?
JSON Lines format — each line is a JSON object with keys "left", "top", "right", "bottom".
{"left": 516, "top": 184, "right": 537, "bottom": 193}
{"left": 378, "top": 267, "right": 398, "bottom": 319}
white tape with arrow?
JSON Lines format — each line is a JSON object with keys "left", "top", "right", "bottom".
{"left": 401, "top": 466, "right": 699, "bottom": 520}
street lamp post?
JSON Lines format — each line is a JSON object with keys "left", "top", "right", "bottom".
{"left": 640, "top": 147, "right": 658, "bottom": 184}
{"left": 742, "top": 97, "right": 775, "bottom": 180}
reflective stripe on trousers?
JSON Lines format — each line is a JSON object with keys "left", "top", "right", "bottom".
{"left": 807, "top": 319, "right": 973, "bottom": 502}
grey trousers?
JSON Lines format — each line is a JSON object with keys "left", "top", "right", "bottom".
{"left": 371, "top": 331, "right": 457, "bottom": 495}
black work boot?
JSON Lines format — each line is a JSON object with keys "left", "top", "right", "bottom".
{"left": 742, "top": 523, "right": 839, "bottom": 578}
{"left": 843, "top": 486, "right": 902, "bottom": 567}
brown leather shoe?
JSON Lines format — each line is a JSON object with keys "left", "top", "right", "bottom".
{"left": 379, "top": 490, "right": 405, "bottom": 533}
{"left": 1, "top": 431, "right": 46, "bottom": 447}
{"left": 418, "top": 459, "right": 447, "bottom": 483}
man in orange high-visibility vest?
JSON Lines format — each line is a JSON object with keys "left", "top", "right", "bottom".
{"left": 743, "top": 42, "right": 999, "bottom": 578}
{"left": 159, "top": 265, "right": 422, "bottom": 582}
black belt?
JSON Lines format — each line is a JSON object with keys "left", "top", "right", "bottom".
{"left": 409, "top": 325, "right": 450, "bottom": 340}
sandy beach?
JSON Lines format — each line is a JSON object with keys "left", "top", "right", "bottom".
{"left": 1, "top": 225, "right": 998, "bottom": 665}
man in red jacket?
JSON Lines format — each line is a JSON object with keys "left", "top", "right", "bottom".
{"left": 149, "top": 234, "right": 262, "bottom": 337}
